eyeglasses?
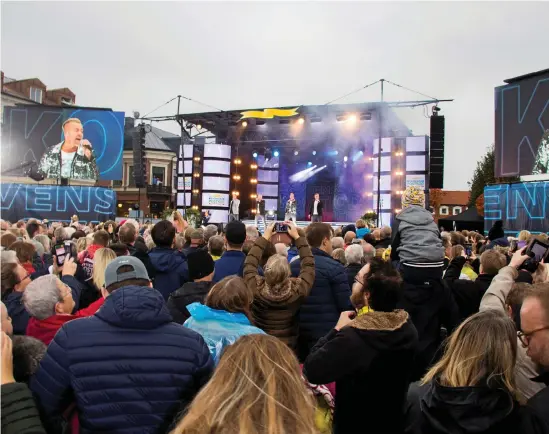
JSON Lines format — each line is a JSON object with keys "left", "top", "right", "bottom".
{"left": 17, "top": 274, "right": 31, "bottom": 284}
{"left": 517, "top": 326, "right": 549, "bottom": 346}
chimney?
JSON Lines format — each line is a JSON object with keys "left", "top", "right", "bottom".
{"left": 124, "top": 117, "right": 135, "bottom": 131}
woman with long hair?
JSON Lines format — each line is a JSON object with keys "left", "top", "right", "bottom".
{"left": 91, "top": 248, "right": 117, "bottom": 291}
{"left": 183, "top": 276, "right": 264, "bottom": 363}
{"left": 171, "top": 334, "right": 317, "bottom": 434}
{"left": 171, "top": 210, "right": 188, "bottom": 234}
{"left": 243, "top": 221, "right": 314, "bottom": 350}
{"left": 405, "top": 310, "right": 539, "bottom": 434}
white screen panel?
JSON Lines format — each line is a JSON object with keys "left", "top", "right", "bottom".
{"left": 372, "top": 156, "right": 391, "bottom": 173}
{"left": 373, "top": 194, "right": 392, "bottom": 210}
{"left": 379, "top": 212, "right": 392, "bottom": 227}
{"left": 202, "top": 176, "right": 230, "bottom": 191}
{"left": 202, "top": 192, "right": 229, "bottom": 208}
{"left": 373, "top": 138, "right": 392, "bottom": 154}
{"left": 265, "top": 198, "right": 278, "bottom": 212}
{"left": 176, "top": 193, "right": 191, "bottom": 207}
{"left": 258, "top": 169, "right": 279, "bottom": 182}
{"left": 204, "top": 144, "right": 231, "bottom": 159}
{"left": 406, "top": 136, "right": 426, "bottom": 152}
{"left": 203, "top": 160, "right": 230, "bottom": 175}
{"left": 257, "top": 184, "right": 278, "bottom": 197}
{"left": 177, "top": 176, "right": 192, "bottom": 190}
{"left": 178, "top": 160, "right": 192, "bottom": 175}
{"left": 372, "top": 175, "right": 392, "bottom": 191}
{"left": 257, "top": 156, "right": 280, "bottom": 168}
{"left": 203, "top": 209, "right": 228, "bottom": 224}
{"left": 406, "top": 155, "right": 426, "bottom": 171}
{"left": 179, "top": 145, "right": 194, "bottom": 159}
{"left": 405, "top": 174, "right": 426, "bottom": 191}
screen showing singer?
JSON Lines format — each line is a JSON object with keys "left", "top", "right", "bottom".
{"left": 38, "top": 118, "right": 99, "bottom": 181}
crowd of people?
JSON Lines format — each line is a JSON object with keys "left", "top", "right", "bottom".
{"left": 0, "top": 185, "right": 548, "bottom": 434}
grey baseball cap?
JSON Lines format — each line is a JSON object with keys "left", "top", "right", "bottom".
{"left": 104, "top": 256, "right": 150, "bottom": 288}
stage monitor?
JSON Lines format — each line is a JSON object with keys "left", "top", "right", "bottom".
{"left": 1, "top": 106, "right": 125, "bottom": 181}
{"left": 495, "top": 70, "right": 549, "bottom": 177}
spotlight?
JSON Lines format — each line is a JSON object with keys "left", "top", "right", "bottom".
{"left": 294, "top": 150, "right": 299, "bottom": 156}
{"left": 335, "top": 150, "right": 339, "bottom": 155}
{"left": 117, "top": 203, "right": 122, "bottom": 208}
{"left": 196, "top": 124, "right": 202, "bottom": 130}
{"left": 232, "top": 191, "right": 240, "bottom": 196}
{"left": 268, "top": 210, "right": 275, "bottom": 216}
{"left": 242, "top": 121, "right": 248, "bottom": 127}
{"left": 128, "top": 208, "right": 132, "bottom": 212}
{"left": 250, "top": 163, "right": 258, "bottom": 169}
{"left": 297, "top": 117, "right": 305, "bottom": 125}
{"left": 273, "top": 150, "right": 280, "bottom": 158}
{"left": 343, "top": 156, "right": 348, "bottom": 162}
{"left": 348, "top": 114, "right": 357, "bottom": 123}
{"left": 193, "top": 156, "right": 201, "bottom": 161}
{"left": 312, "top": 150, "right": 317, "bottom": 156}
{"left": 253, "top": 152, "right": 258, "bottom": 158}
{"left": 307, "top": 161, "right": 313, "bottom": 166}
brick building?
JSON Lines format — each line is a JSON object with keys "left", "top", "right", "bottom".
{"left": 429, "top": 189, "right": 470, "bottom": 223}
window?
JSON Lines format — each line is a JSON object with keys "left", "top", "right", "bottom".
{"left": 61, "top": 97, "right": 73, "bottom": 105}
{"left": 112, "top": 180, "right": 122, "bottom": 187}
{"left": 439, "top": 206, "right": 449, "bottom": 215}
{"left": 453, "top": 206, "right": 462, "bottom": 215}
{"left": 151, "top": 166, "right": 165, "bottom": 185}
{"left": 128, "top": 165, "right": 135, "bottom": 187}
{"left": 29, "top": 87, "right": 43, "bottom": 103}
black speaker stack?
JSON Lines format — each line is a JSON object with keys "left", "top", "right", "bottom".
{"left": 132, "top": 124, "right": 147, "bottom": 188}
{"left": 429, "top": 115, "right": 445, "bottom": 189}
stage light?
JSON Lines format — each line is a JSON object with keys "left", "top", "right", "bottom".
{"left": 348, "top": 114, "right": 357, "bottom": 123}
{"left": 193, "top": 205, "right": 199, "bottom": 210}
{"left": 352, "top": 151, "right": 364, "bottom": 162}
{"left": 395, "top": 208, "right": 402, "bottom": 213}
{"left": 193, "top": 172, "right": 200, "bottom": 178}
{"left": 234, "top": 158, "right": 242, "bottom": 164}
{"left": 250, "top": 178, "right": 257, "bottom": 184}
{"left": 232, "top": 191, "right": 240, "bottom": 196}
{"left": 250, "top": 163, "right": 258, "bottom": 169}
{"left": 307, "top": 161, "right": 313, "bottom": 166}
{"left": 250, "top": 193, "right": 257, "bottom": 198}
{"left": 268, "top": 210, "right": 275, "bottom": 216}
{"left": 232, "top": 174, "right": 241, "bottom": 180}
{"left": 117, "top": 203, "right": 122, "bottom": 208}
{"left": 242, "top": 121, "right": 248, "bottom": 127}
{"left": 253, "top": 152, "right": 258, "bottom": 158}
{"left": 274, "top": 150, "right": 280, "bottom": 157}
{"left": 298, "top": 117, "right": 305, "bottom": 125}
{"left": 193, "top": 156, "right": 201, "bottom": 162}
{"left": 367, "top": 192, "right": 373, "bottom": 197}
{"left": 252, "top": 209, "right": 257, "bottom": 214}
{"left": 312, "top": 150, "right": 317, "bottom": 156}
{"left": 196, "top": 124, "right": 202, "bottom": 130}
{"left": 343, "top": 156, "right": 348, "bottom": 162}
{"left": 369, "top": 157, "right": 374, "bottom": 161}
{"left": 294, "top": 150, "right": 299, "bottom": 156}
{"left": 367, "top": 174, "right": 373, "bottom": 179}
{"left": 395, "top": 171, "right": 403, "bottom": 176}
{"left": 128, "top": 208, "right": 132, "bottom": 211}
{"left": 335, "top": 150, "right": 339, "bottom": 155}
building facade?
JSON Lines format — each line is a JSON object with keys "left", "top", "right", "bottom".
{"left": 429, "top": 189, "right": 470, "bottom": 223}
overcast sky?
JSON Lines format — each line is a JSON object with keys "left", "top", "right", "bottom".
{"left": 2, "top": 1, "right": 548, "bottom": 190}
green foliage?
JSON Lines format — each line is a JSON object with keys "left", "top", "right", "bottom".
{"left": 361, "top": 211, "right": 378, "bottom": 227}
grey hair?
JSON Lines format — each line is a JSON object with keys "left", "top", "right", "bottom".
{"left": 54, "top": 226, "right": 69, "bottom": 241}
{"left": 345, "top": 244, "right": 364, "bottom": 265}
{"left": 331, "top": 237, "right": 345, "bottom": 250}
{"left": 246, "top": 225, "right": 259, "bottom": 241}
{"left": 34, "top": 234, "right": 51, "bottom": 252}
{"left": 22, "top": 275, "right": 62, "bottom": 320}
{"left": 204, "top": 224, "right": 219, "bottom": 243}
{"left": 12, "top": 335, "right": 46, "bottom": 383}
{"left": 1, "top": 250, "right": 18, "bottom": 264}
{"left": 363, "top": 243, "right": 375, "bottom": 260}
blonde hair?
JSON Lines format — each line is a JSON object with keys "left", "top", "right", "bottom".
{"left": 171, "top": 334, "right": 317, "bottom": 434}
{"left": 264, "top": 254, "right": 291, "bottom": 286}
{"left": 517, "top": 230, "right": 531, "bottom": 242}
{"left": 92, "top": 248, "right": 117, "bottom": 289}
{"left": 532, "top": 263, "right": 548, "bottom": 284}
{"left": 355, "top": 219, "right": 366, "bottom": 229}
{"left": 331, "top": 248, "right": 346, "bottom": 265}
{"left": 76, "top": 237, "right": 92, "bottom": 253}
{"left": 422, "top": 310, "right": 518, "bottom": 399}
{"left": 63, "top": 118, "right": 82, "bottom": 130}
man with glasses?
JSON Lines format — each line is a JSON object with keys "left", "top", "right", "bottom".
{"left": 520, "top": 283, "right": 549, "bottom": 429}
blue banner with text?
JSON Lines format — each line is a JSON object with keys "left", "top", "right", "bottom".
{"left": 0, "top": 184, "right": 116, "bottom": 222}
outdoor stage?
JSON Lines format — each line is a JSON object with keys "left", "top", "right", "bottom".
{"left": 241, "top": 219, "right": 355, "bottom": 231}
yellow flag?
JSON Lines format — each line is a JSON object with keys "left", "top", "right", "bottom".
{"left": 240, "top": 107, "right": 299, "bottom": 120}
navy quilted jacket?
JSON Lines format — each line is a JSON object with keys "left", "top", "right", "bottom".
{"left": 30, "top": 285, "right": 214, "bottom": 434}
{"left": 148, "top": 247, "right": 189, "bottom": 300}
{"left": 291, "top": 248, "right": 352, "bottom": 358}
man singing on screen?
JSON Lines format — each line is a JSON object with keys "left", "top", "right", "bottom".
{"left": 38, "top": 118, "right": 99, "bottom": 181}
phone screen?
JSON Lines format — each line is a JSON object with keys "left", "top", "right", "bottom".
{"left": 531, "top": 243, "right": 548, "bottom": 262}
{"left": 55, "top": 245, "right": 66, "bottom": 265}
{"left": 275, "top": 223, "right": 288, "bottom": 232}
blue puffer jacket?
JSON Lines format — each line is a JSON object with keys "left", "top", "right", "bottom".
{"left": 148, "top": 247, "right": 189, "bottom": 300}
{"left": 291, "top": 248, "right": 352, "bottom": 358}
{"left": 184, "top": 302, "right": 264, "bottom": 364}
{"left": 30, "top": 285, "right": 214, "bottom": 434}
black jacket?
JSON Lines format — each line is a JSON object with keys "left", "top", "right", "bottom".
{"left": 304, "top": 310, "right": 418, "bottom": 434}
{"left": 405, "top": 380, "right": 543, "bottom": 434}
{"left": 1, "top": 382, "right": 45, "bottom": 434}
{"left": 443, "top": 256, "right": 496, "bottom": 321}
{"left": 397, "top": 278, "right": 459, "bottom": 381}
{"left": 166, "top": 281, "right": 213, "bottom": 324}
{"left": 344, "top": 263, "right": 362, "bottom": 289}
{"left": 376, "top": 237, "right": 391, "bottom": 249}
{"left": 527, "top": 372, "right": 549, "bottom": 432}
{"left": 255, "top": 199, "right": 266, "bottom": 215}
{"left": 309, "top": 200, "right": 323, "bottom": 216}
{"left": 126, "top": 242, "right": 156, "bottom": 281}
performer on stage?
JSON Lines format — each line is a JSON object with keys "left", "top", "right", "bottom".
{"left": 255, "top": 194, "right": 266, "bottom": 228}
{"left": 38, "top": 118, "right": 99, "bottom": 181}
{"left": 309, "top": 192, "right": 323, "bottom": 222}
{"left": 285, "top": 192, "right": 297, "bottom": 222}
{"left": 229, "top": 192, "right": 240, "bottom": 222}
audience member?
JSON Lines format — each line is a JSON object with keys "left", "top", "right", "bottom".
{"left": 148, "top": 220, "right": 189, "bottom": 300}
{"left": 344, "top": 244, "right": 364, "bottom": 288}
{"left": 243, "top": 222, "right": 314, "bottom": 349}
{"left": 331, "top": 236, "right": 344, "bottom": 250}
{"left": 184, "top": 276, "right": 264, "bottom": 363}
{"left": 89, "top": 247, "right": 117, "bottom": 296}
{"left": 203, "top": 224, "right": 218, "bottom": 244}
{"left": 291, "top": 222, "right": 352, "bottom": 361}
{"left": 260, "top": 240, "right": 277, "bottom": 267}
{"left": 183, "top": 229, "right": 205, "bottom": 256}
{"left": 486, "top": 220, "right": 510, "bottom": 249}
{"left": 171, "top": 334, "right": 317, "bottom": 434}
{"left": 31, "top": 256, "right": 213, "bottom": 434}
{"left": 245, "top": 225, "right": 259, "bottom": 242}
{"left": 78, "top": 229, "right": 109, "bottom": 278}
{"left": 75, "top": 236, "right": 91, "bottom": 254}
{"left": 1, "top": 301, "right": 13, "bottom": 335}
{"left": 287, "top": 227, "right": 306, "bottom": 263}
{"left": 331, "top": 248, "right": 346, "bottom": 265}
{"left": 12, "top": 335, "right": 46, "bottom": 384}
{"left": 242, "top": 239, "right": 254, "bottom": 256}
{"left": 207, "top": 235, "right": 225, "bottom": 260}
{"left": 213, "top": 220, "right": 247, "bottom": 283}
{"left": 118, "top": 222, "right": 156, "bottom": 279}
{"left": 376, "top": 226, "right": 392, "bottom": 249}
{"left": 274, "top": 242, "right": 288, "bottom": 257}
{"left": 8, "top": 241, "right": 36, "bottom": 275}
{"left": 521, "top": 284, "right": 549, "bottom": 430}
{"left": 167, "top": 250, "right": 215, "bottom": 324}
{"left": 363, "top": 242, "right": 375, "bottom": 262}
{"left": 1, "top": 232, "right": 17, "bottom": 250}
{"left": 305, "top": 258, "right": 418, "bottom": 434}
{"left": 1, "top": 262, "right": 33, "bottom": 335}
{"left": 355, "top": 219, "right": 370, "bottom": 239}
{"left": 343, "top": 231, "right": 356, "bottom": 248}
{"left": 406, "top": 310, "right": 538, "bottom": 434}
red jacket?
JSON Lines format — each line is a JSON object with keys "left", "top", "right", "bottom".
{"left": 26, "top": 297, "right": 105, "bottom": 346}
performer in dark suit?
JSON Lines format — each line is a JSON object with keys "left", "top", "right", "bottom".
{"left": 255, "top": 194, "right": 266, "bottom": 229}
{"left": 229, "top": 192, "right": 240, "bottom": 222}
{"left": 201, "top": 210, "right": 211, "bottom": 226}
{"left": 309, "top": 193, "right": 324, "bottom": 222}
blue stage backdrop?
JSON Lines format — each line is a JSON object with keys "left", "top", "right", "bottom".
{"left": 0, "top": 184, "right": 116, "bottom": 222}
{"left": 484, "top": 181, "right": 549, "bottom": 234}
{"left": 1, "top": 106, "right": 124, "bottom": 180}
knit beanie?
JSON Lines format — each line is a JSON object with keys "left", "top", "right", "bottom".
{"left": 187, "top": 250, "right": 215, "bottom": 281}
{"left": 402, "top": 186, "right": 425, "bottom": 208}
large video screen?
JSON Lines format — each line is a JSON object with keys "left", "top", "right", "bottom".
{"left": 495, "top": 70, "right": 549, "bottom": 177}
{"left": 1, "top": 106, "right": 124, "bottom": 181}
